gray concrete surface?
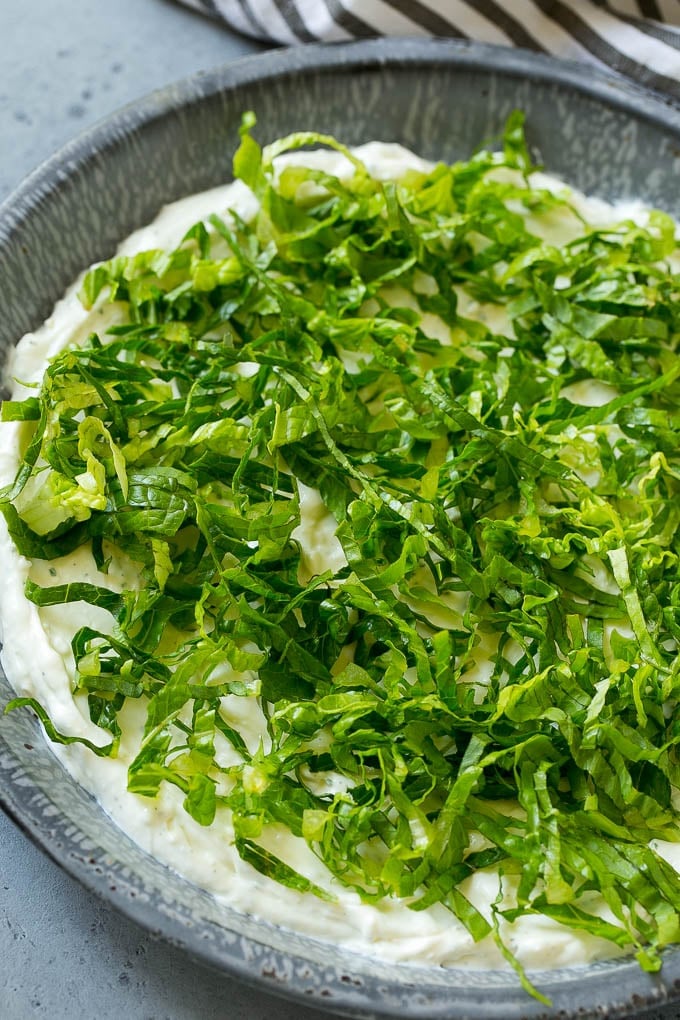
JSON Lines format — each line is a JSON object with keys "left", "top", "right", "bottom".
{"left": 0, "top": 3, "right": 678, "bottom": 1019}
{"left": 0, "top": 0, "right": 266, "bottom": 203}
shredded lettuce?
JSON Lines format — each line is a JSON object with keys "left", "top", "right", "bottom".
{"left": 2, "top": 113, "right": 680, "bottom": 998}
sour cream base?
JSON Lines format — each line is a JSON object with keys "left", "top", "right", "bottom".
{"left": 1, "top": 143, "right": 676, "bottom": 971}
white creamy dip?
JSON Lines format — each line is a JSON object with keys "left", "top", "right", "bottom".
{"left": 1, "top": 142, "right": 677, "bottom": 972}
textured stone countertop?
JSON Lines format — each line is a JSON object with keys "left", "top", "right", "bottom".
{"left": 0, "top": 5, "right": 677, "bottom": 1018}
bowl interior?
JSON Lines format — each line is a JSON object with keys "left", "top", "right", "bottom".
{"left": 1, "top": 40, "right": 679, "bottom": 1020}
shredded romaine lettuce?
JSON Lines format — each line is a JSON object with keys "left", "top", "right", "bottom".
{"left": 2, "top": 112, "right": 680, "bottom": 999}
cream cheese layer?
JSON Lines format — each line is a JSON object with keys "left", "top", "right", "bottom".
{"left": 1, "top": 142, "right": 677, "bottom": 971}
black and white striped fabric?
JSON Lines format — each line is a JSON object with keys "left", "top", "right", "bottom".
{"left": 178, "top": 0, "right": 680, "bottom": 102}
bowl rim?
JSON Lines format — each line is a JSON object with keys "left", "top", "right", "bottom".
{"left": 1, "top": 37, "right": 680, "bottom": 1020}
{"left": 2, "top": 36, "right": 680, "bottom": 244}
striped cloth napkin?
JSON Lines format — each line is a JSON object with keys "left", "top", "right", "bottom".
{"left": 178, "top": 0, "right": 680, "bottom": 103}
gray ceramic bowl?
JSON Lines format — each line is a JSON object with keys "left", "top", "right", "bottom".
{"left": 1, "top": 39, "right": 680, "bottom": 1020}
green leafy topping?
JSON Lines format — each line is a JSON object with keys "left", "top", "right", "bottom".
{"left": 3, "top": 112, "right": 680, "bottom": 993}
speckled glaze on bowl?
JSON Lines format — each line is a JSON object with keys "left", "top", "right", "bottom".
{"left": 1, "top": 40, "right": 680, "bottom": 1020}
